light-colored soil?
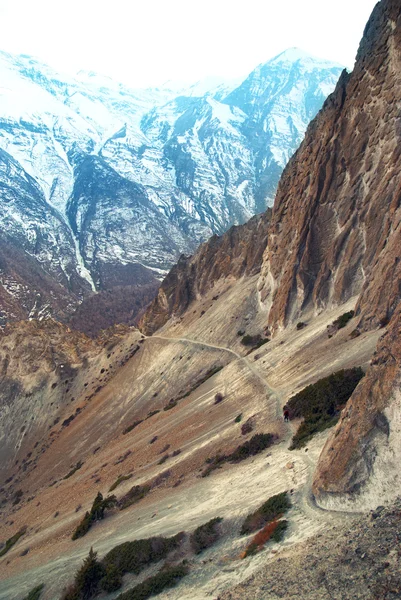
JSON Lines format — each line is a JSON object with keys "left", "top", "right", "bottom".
{"left": 0, "top": 281, "right": 383, "bottom": 600}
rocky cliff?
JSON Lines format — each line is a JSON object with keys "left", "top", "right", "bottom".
{"left": 141, "top": 0, "right": 401, "bottom": 510}
{"left": 139, "top": 210, "right": 271, "bottom": 334}
{"left": 259, "top": 0, "right": 401, "bottom": 334}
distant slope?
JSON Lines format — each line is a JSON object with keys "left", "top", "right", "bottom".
{"left": 0, "top": 48, "right": 342, "bottom": 326}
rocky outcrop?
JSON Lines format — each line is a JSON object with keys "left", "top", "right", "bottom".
{"left": 310, "top": 0, "right": 401, "bottom": 509}
{"left": 259, "top": 0, "right": 401, "bottom": 334}
{"left": 313, "top": 305, "right": 401, "bottom": 510}
{"left": 139, "top": 211, "right": 271, "bottom": 334}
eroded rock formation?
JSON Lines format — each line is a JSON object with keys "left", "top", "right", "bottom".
{"left": 140, "top": 211, "right": 270, "bottom": 334}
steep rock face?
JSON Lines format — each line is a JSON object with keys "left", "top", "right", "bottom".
{"left": 309, "top": 0, "right": 401, "bottom": 509}
{"left": 259, "top": 0, "right": 401, "bottom": 333}
{"left": 313, "top": 305, "right": 401, "bottom": 510}
{"left": 140, "top": 210, "right": 271, "bottom": 334}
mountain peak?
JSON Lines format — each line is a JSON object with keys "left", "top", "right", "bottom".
{"left": 268, "top": 47, "right": 344, "bottom": 69}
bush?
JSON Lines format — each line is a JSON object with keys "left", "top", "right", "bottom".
{"left": 109, "top": 474, "right": 133, "bottom": 492}
{"left": 234, "top": 413, "right": 243, "bottom": 423}
{"left": 72, "top": 493, "right": 117, "bottom": 540}
{"left": 288, "top": 368, "right": 364, "bottom": 449}
{"left": 119, "top": 484, "right": 151, "bottom": 510}
{"left": 61, "top": 548, "right": 106, "bottom": 600}
{"left": 190, "top": 517, "right": 223, "bottom": 554}
{"left": 333, "top": 310, "right": 355, "bottom": 330}
{"left": 202, "top": 433, "right": 275, "bottom": 477}
{"left": 64, "top": 461, "right": 84, "bottom": 480}
{"left": 122, "top": 420, "right": 143, "bottom": 435}
{"left": 241, "top": 420, "right": 254, "bottom": 435}
{"left": 22, "top": 583, "right": 44, "bottom": 600}
{"left": 102, "top": 533, "right": 183, "bottom": 575}
{"left": 116, "top": 562, "right": 189, "bottom": 600}
{"left": 0, "top": 526, "right": 26, "bottom": 557}
{"left": 241, "top": 492, "right": 291, "bottom": 535}
{"left": 214, "top": 393, "right": 224, "bottom": 404}
{"left": 100, "top": 563, "right": 123, "bottom": 592}
{"left": 228, "top": 434, "right": 275, "bottom": 463}
{"left": 242, "top": 519, "right": 288, "bottom": 558}
{"left": 296, "top": 322, "right": 306, "bottom": 330}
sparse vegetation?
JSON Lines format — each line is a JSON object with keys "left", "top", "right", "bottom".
{"left": 288, "top": 368, "right": 364, "bottom": 449}
{"left": 122, "top": 420, "right": 143, "bottom": 435}
{"left": 109, "top": 474, "right": 133, "bottom": 492}
{"left": 116, "top": 562, "right": 189, "bottom": 600}
{"left": 241, "top": 419, "right": 254, "bottom": 435}
{"left": 190, "top": 517, "right": 223, "bottom": 554}
{"left": 103, "top": 533, "right": 183, "bottom": 576}
{"left": 64, "top": 461, "right": 84, "bottom": 480}
{"left": 119, "top": 484, "right": 151, "bottom": 510}
{"left": 240, "top": 333, "right": 270, "bottom": 350}
{"left": 12, "top": 489, "right": 23, "bottom": 505}
{"left": 243, "top": 519, "right": 288, "bottom": 558}
{"left": 158, "top": 454, "right": 169, "bottom": 465}
{"left": 62, "top": 534, "right": 185, "bottom": 600}
{"left": 22, "top": 584, "right": 44, "bottom": 600}
{"left": 163, "top": 400, "right": 177, "bottom": 411}
{"left": 202, "top": 433, "right": 276, "bottom": 477}
{"left": 72, "top": 493, "right": 117, "bottom": 540}
{"left": 0, "top": 527, "right": 26, "bottom": 557}
{"left": 241, "top": 492, "right": 291, "bottom": 536}
{"left": 333, "top": 310, "right": 355, "bottom": 329}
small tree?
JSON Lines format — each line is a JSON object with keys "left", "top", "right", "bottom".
{"left": 73, "top": 548, "right": 105, "bottom": 600}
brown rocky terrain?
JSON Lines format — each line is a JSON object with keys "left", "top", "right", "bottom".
{"left": 139, "top": 211, "right": 271, "bottom": 335}
{"left": 1, "top": 1, "right": 401, "bottom": 599}
{"left": 259, "top": 0, "right": 401, "bottom": 334}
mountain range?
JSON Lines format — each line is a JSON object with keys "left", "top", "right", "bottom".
{"left": 0, "top": 47, "right": 342, "bottom": 331}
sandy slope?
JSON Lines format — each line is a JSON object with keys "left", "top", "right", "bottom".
{"left": 0, "top": 282, "right": 382, "bottom": 600}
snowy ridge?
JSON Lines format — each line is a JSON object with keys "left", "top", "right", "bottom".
{"left": 0, "top": 47, "right": 343, "bottom": 323}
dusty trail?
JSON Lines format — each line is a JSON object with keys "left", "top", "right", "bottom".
{"left": 0, "top": 333, "right": 355, "bottom": 600}
{"left": 149, "top": 333, "right": 356, "bottom": 523}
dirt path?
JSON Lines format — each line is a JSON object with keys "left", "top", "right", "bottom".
{"left": 0, "top": 333, "right": 355, "bottom": 600}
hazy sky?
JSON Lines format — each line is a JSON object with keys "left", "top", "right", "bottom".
{"left": 0, "top": 0, "right": 378, "bottom": 87}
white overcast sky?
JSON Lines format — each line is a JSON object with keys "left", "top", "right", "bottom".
{"left": 0, "top": 0, "right": 378, "bottom": 87}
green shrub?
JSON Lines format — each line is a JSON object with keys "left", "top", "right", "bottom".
{"left": 22, "top": 583, "right": 44, "bottom": 600}
{"left": 202, "top": 433, "right": 275, "bottom": 477}
{"left": 116, "top": 562, "right": 189, "bottom": 600}
{"left": 61, "top": 548, "right": 106, "bottom": 600}
{"left": 296, "top": 322, "right": 306, "bottom": 330}
{"left": 241, "top": 492, "right": 291, "bottom": 535}
{"left": 102, "top": 533, "right": 183, "bottom": 575}
{"left": 228, "top": 434, "right": 275, "bottom": 463}
{"left": 122, "top": 420, "right": 143, "bottom": 435}
{"left": 288, "top": 368, "right": 364, "bottom": 449}
{"left": 72, "top": 493, "right": 117, "bottom": 540}
{"left": 158, "top": 454, "right": 169, "bottom": 465}
{"left": 0, "top": 526, "right": 26, "bottom": 557}
{"left": 119, "top": 484, "right": 151, "bottom": 510}
{"left": 100, "top": 563, "right": 123, "bottom": 593}
{"left": 271, "top": 519, "right": 288, "bottom": 542}
{"left": 190, "top": 517, "right": 223, "bottom": 554}
{"left": 64, "top": 461, "right": 84, "bottom": 480}
{"left": 234, "top": 413, "right": 243, "bottom": 423}
{"left": 109, "top": 474, "right": 133, "bottom": 492}
{"left": 333, "top": 310, "right": 354, "bottom": 330}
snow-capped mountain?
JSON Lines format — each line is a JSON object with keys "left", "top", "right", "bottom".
{"left": 0, "top": 47, "right": 343, "bottom": 325}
